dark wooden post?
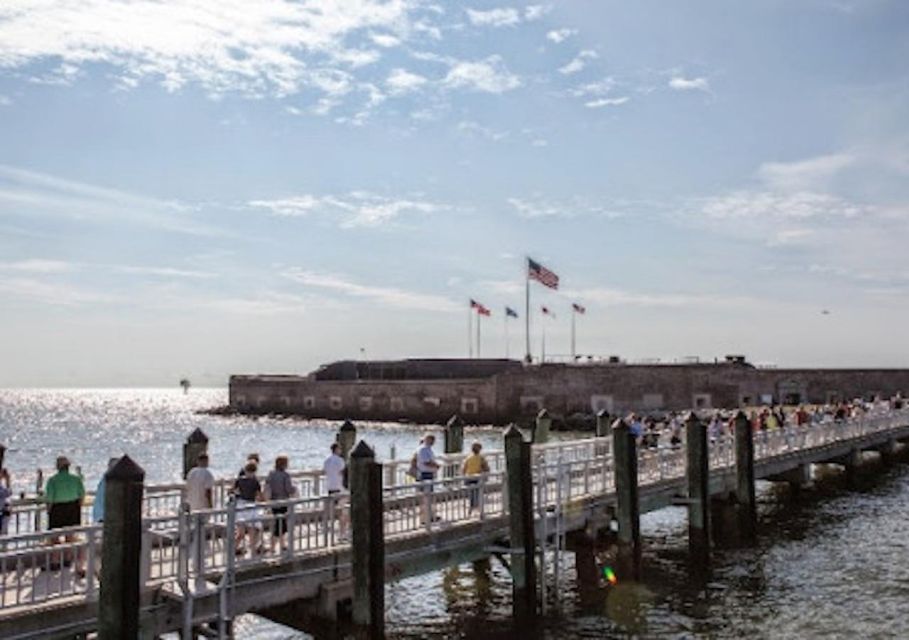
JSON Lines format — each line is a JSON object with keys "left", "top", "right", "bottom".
{"left": 733, "top": 411, "right": 757, "bottom": 543}
{"left": 595, "top": 410, "right": 611, "bottom": 438}
{"left": 686, "top": 412, "right": 710, "bottom": 565}
{"left": 504, "top": 424, "right": 536, "bottom": 624}
{"left": 445, "top": 414, "right": 465, "bottom": 454}
{"left": 0, "top": 443, "right": 5, "bottom": 469}
{"left": 182, "top": 428, "right": 208, "bottom": 479}
{"left": 350, "top": 441, "right": 384, "bottom": 639}
{"left": 532, "top": 409, "right": 551, "bottom": 444}
{"left": 98, "top": 456, "right": 145, "bottom": 640}
{"left": 337, "top": 420, "right": 357, "bottom": 460}
{"left": 611, "top": 418, "right": 641, "bottom": 579}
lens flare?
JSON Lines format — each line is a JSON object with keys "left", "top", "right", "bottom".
{"left": 603, "top": 566, "right": 618, "bottom": 585}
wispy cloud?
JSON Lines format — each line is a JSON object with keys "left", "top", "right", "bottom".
{"left": 585, "top": 96, "right": 629, "bottom": 108}
{"left": 546, "top": 28, "right": 576, "bottom": 44}
{"left": 565, "top": 286, "right": 755, "bottom": 308}
{"left": 0, "top": 276, "right": 116, "bottom": 306}
{"left": 507, "top": 195, "right": 625, "bottom": 219}
{"left": 457, "top": 120, "right": 509, "bottom": 141}
{"left": 669, "top": 76, "right": 710, "bottom": 92}
{"left": 249, "top": 191, "right": 444, "bottom": 227}
{"left": 385, "top": 68, "right": 428, "bottom": 95}
{"left": 559, "top": 50, "right": 597, "bottom": 75}
{"left": 466, "top": 7, "right": 522, "bottom": 28}
{"left": 0, "top": 259, "right": 73, "bottom": 273}
{"left": 283, "top": 268, "right": 458, "bottom": 311}
{"left": 0, "top": 165, "right": 219, "bottom": 236}
{"left": 757, "top": 153, "right": 855, "bottom": 192}
{"left": 443, "top": 56, "right": 521, "bottom": 93}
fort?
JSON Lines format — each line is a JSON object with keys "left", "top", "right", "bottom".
{"left": 228, "top": 356, "right": 909, "bottom": 425}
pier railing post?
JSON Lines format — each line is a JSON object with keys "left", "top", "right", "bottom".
{"left": 182, "top": 428, "right": 208, "bottom": 479}
{"left": 733, "top": 411, "right": 757, "bottom": 544}
{"left": 0, "top": 443, "right": 5, "bottom": 469}
{"left": 612, "top": 418, "right": 641, "bottom": 580}
{"left": 595, "top": 410, "right": 611, "bottom": 439}
{"left": 504, "top": 424, "right": 537, "bottom": 625}
{"left": 532, "top": 409, "right": 551, "bottom": 444}
{"left": 99, "top": 455, "right": 145, "bottom": 640}
{"left": 350, "top": 441, "right": 384, "bottom": 639}
{"left": 686, "top": 412, "right": 711, "bottom": 566}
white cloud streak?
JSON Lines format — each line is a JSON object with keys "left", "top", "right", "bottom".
{"left": 546, "top": 28, "right": 576, "bottom": 44}
{"left": 466, "top": 7, "right": 522, "bottom": 27}
{"left": 669, "top": 76, "right": 710, "bottom": 92}
{"left": 443, "top": 56, "right": 520, "bottom": 93}
{"left": 559, "top": 50, "right": 597, "bottom": 75}
{"left": 249, "top": 191, "right": 444, "bottom": 227}
{"left": 283, "top": 268, "right": 458, "bottom": 311}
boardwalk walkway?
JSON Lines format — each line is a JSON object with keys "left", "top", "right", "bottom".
{"left": 1, "top": 408, "right": 908, "bottom": 638}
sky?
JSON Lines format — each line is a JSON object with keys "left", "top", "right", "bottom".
{"left": 1, "top": 0, "right": 908, "bottom": 387}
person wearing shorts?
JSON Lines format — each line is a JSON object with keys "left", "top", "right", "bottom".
{"left": 264, "top": 455, "right": 296, "bottom": 552}
{"left": 44, "top": 456, "right": 86, "bottom": 575}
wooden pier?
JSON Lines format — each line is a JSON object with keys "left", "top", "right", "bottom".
{"left": 1, "top": 407, "right": 908, "bottom": 638}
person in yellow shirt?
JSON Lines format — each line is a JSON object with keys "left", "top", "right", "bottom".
{"left": 462, "top": 442, "right": 489, "bottom": 512}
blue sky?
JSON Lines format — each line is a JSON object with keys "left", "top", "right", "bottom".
{"left": 1, "top": 0, "right": 908, "bottom": 386}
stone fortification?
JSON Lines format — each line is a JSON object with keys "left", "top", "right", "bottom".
{"left": 228, "top": 358, "right": 909, "bottom": 425}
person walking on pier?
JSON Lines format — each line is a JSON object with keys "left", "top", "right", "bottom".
{"left": 416, "top": 435, "right": 440, "bottom": 523}
{"left": 265, "top": 455, "right": 297, "bottom": 553}
{"left": 323, "top": 444, "right": 349, "bottom": 541}
{"left": 462, "top": 442, "right": 489, "bottom": 512}
{"left": 234, "top": 460, "right": 265, "bottom": 556}
{"left": 44, "top": 456, "right": 86, "bottom": 575}
{"left": 0, "top": 468, "right": 11, "bottom": 535}
{"left": 185, "top": 452, "right": 214, "bottom": 511}
{"left": 91, "top": 458, "right": 119, "bottom": 524}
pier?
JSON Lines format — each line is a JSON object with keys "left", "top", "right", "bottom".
{"left": 1, "top": 407, "right": 908, "bottom": 638}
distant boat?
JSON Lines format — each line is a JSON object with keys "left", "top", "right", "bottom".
{"left": 179, "top": 378, "right": 191, "bottom": 394}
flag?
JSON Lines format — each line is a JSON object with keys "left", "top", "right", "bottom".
{"left": 572, "top": 303, "right": 586, "bottom": 314}
{"left": 470, "top": 299, "right": 491, "bottom": 316}
{"left": 541, "top": 305, "right": 556, "bottom": 318}
{"left": 528, "top": 257, "right": 559, "bottom": 289}
{"left": 506, "top": 306, "right": 519, "bottom": 318}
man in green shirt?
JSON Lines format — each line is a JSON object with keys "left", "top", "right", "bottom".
{"left": 45, "top": 456, "right": 86, "bottom": 575}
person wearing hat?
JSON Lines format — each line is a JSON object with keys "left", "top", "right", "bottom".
{"left": 44, "top": 455, "right": 86, "bottom": 575}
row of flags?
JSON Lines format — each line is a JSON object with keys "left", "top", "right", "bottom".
{"left": 469, "top": 302, "right": 584, "bottom": 318}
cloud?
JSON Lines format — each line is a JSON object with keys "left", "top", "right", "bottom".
{"left": 0, "top": 276, "right": 115, "bottom": 306}
{"left": 565, "top": 286, "right": 754, "bottom": 308}
{"left": 524, "top": 5, "right": 551, "bottom": 21}
{"left": 443, "top": 56, "right": 520, "bottom": 93}
{"left": 699, "top": 190, "right": 870, "bottom": 220}
{"left": 0, "top": 0, "right": 442, "bottom": 100}
{"left": 585, "top": 96, "right": 629, "bottom": 108}
{"left": 199, "top": 292, "right": 310, "bottom": 316}
{"left": 283, "top": 268, "right": 459, "bottom": 311}
{"left": 757, "top": 153, "right": 855, "bottom": 192}
{"left": 249, "top": 191, "right": 444, "bottom": 227}
{"left": 669, "top": 76, "right": 710, "bottom": 92}
{"left": 466, "top": 7, "right": 521, "bottom": 27}
{"left": 546, "top": 28, "right": 576, "bottom": 44}
{"left": 559, "top": 50, "right": 597, "bottom": 75}
{"left": 112, "top": 265, "right": 216, "bottom": 279}
{"left": 0, "top": 95, "right": 11, "bottom": 106}
{"left": 457, "top": 120, "right": 509, "bottom": 141}
{"left": 385, "top": 68, "right": 427, "bottom": 94}
{"left": 0, "top": 164, "right": 219, "bottom": 236}
{"left": 507, "top": 195, "right": 625, "bottom": 219}
{"left": 0, "top": 259, "right": 73, "bottom": 273}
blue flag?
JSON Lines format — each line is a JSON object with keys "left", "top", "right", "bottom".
{"left": 505, "top": 306, "right": 518, "bottom": 318}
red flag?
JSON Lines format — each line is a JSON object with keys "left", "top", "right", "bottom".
{"left": 572, "top": 303, "right": 586, "bottom": 314}
{"left": 528, "top": 258, "right": 559, "bottom": 289}
{"left": 471, "top": 299, "right": 491, "bottom": 316}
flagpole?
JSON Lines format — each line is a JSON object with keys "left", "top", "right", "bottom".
{"left": 504, "top": 313, "right": 509, "bottom": 359}
{"left": 541, "top": 312, "right": 546, "bottom": 363}
{"left": 477, "top": 312, "right": 481, "bottom": 358}
{"left": 525, "top": 263, "right": 531, "bottom": 363}
{"left": 571, "top": 309, "right": 576, "bottom": 361}
{"left": 468, "top": 303, "right": 473, "bottom": 359}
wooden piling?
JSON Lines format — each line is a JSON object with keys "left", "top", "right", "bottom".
{"left": 98, "top": 455, "right": 145, "bottom": 640}
{"left": 182, "top": 428, "right": 208, "bottom": 479}
{"left": 349, "top": 441, "right": 384, "bottom": 639}
{"left": 686, "top": 412, "right": 710, "bottom": 565}
{"left": 595, "top": 410, "right": 611, "bottom": 439}
{"left": 532, "top": 409, "right": 551, "bottom": 444}
{"left": 611, "top": 418, "right": 641, "bottom": 580}
{"left": 504, "top": 424, "right": 537, "bottom": 624}
{"left": 733, "top": 411, "right": 757, "bottom": 543}
{"left": 445, "top": 414, "right": 465, "bottom": 454}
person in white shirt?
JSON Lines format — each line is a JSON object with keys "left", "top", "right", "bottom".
{"left": 416, "top": 435, "right": 439, "bottom": 482}
{"left": 323, "top": 444, "right": 348, "bottom": 539}
{"left": 185, "top": 453, "right": 214, "bottom": 511}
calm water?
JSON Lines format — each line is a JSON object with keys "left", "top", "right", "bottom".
{"left": 1, "top": 389, "right": 907, "bottom": 639}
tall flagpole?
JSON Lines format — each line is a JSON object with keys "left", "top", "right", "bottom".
{"left": 525, "top": 263, "right": 531, "bottom": 363}
{"left": 541, "top": 312, "right": 546, "bottom": 363}
{"left": 571, "top": 309, "right": 576, "bottom": 361}
{"left": 476, "top": 312, "right": 481, "bottom": 358}
{"left": 468, "top": 303, "right": 473, "bottom": 359}
{"left": 505, "top": 313, "right": 509, "bottom": 359}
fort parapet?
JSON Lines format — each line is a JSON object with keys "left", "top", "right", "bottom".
{"left": 228, "top": 357, "right": 909, "bottom": 424}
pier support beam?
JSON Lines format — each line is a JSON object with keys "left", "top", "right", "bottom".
{"left": 532, "top": 409, "right": 551, "bottom": 444}
{"left": 182, "top": 428, "right": 208, "bottom": 479}
{"left": 504, "top": 425, "right": 537, "bottom": 626}
{"left": 781, "top": 463, "right": 812, "bottom": 490}
{"left": 879, "top": 439, "right": 898, "bottom": 464}
{"left": 445, "top": 414, "right": 465, "bottom": 454}
{"left": 611, "top": 418, "right": 641, "bottom": 580}
{"left": 595, "top": 410, "right": 611, "bottom": 439}
{"left": 350, "top": 441, "right": 384, "bottom": 640}
{"left": 0, "top": 443, "right": 5, "bottom": 469}
{"left": 686, "top": 413, "right": 710, "bottom": 567}
{"left": 843, "top": 449, "right": 863, "bottom": 486}
{"left": 734, "top": 411, "right": 757, "bottom": 544}
{"left": 99, "top": 456, "right": 145, "bottom": 640}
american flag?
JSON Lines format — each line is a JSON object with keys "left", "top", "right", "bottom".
{"left": 541, "top": 305, "right": 556, "bottom": 318}
{"left": 470, "top": 299, "right": 491, "bottom": 316}
{"left": 572, "top": 303, "right": 586, "bottom": 314}
{"left": 527, "top": 258, "right": 559, "bottom": 289}
{"left": 505, "top": 306, "right": 519, "bottom": 318}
